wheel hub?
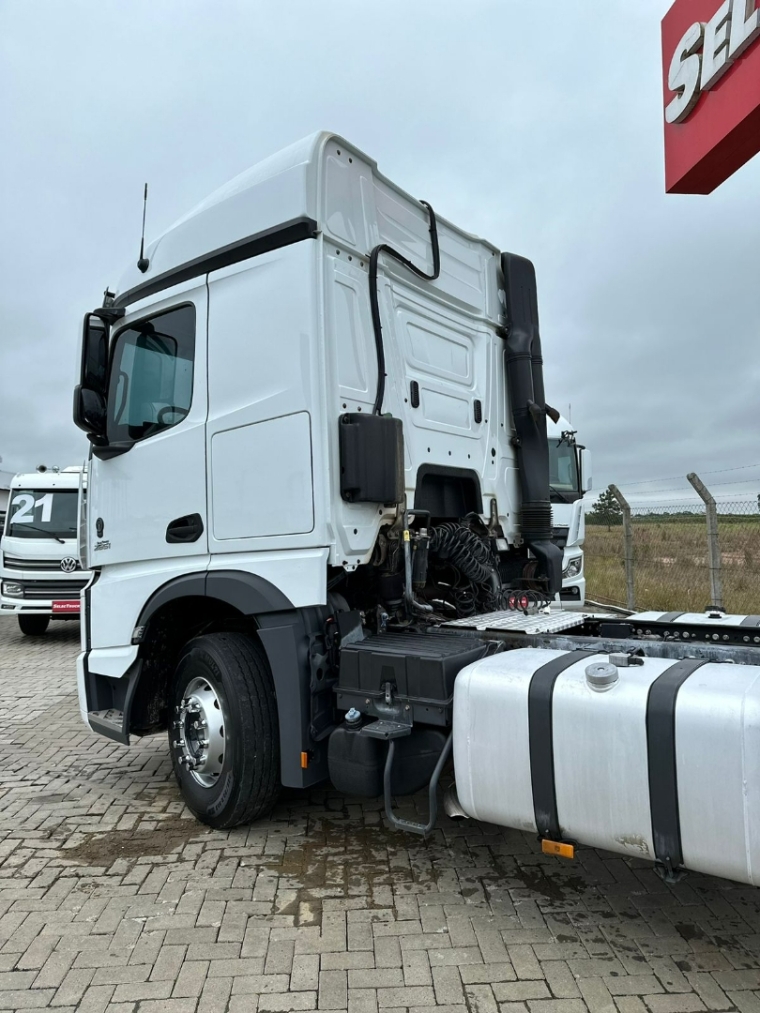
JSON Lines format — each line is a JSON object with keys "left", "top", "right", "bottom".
{"left": 173, "top": 677, "right": 225, "bottom": 787}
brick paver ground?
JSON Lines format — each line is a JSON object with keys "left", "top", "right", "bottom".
{"left": 0, "top": 618, "right": 758, "bottom": 1013}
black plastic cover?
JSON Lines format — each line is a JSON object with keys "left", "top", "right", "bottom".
{"left": 339, "top": 413, "right": 404, "bottom": 504}
{"left": 337, "top": 631, "right": 490, "bottom": 727}
{"left": 328, "top": 723, "right": 446, "bottom": 797}
{"left": 501, "top": 251, "right": 563, "bottom": 595}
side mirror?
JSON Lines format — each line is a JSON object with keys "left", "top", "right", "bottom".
{"left": 80, "top": 313, "right": 108, "bottom": 394}
{"left": 74, "top": 313, "right": 110, "bottom": 438}
{"left": 73, "top": 386, "right": 107, "bottom": 439}
{"left": 580, "top": 448, "right": 592, "bottom": 493}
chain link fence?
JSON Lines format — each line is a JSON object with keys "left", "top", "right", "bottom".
{"left": 585, "top": 496, "right": 760, "bottom": 614}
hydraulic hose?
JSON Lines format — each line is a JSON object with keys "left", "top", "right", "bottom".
{"left": 369, "top": 202, "right": 441, "bottom": 415}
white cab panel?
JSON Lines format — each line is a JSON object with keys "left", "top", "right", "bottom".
{"left": 88, "top": 558, "right": 209, "bottom": 652}
{"left": 87, "top": 645, "right": 139, "bottom": 678}
{"left": 207, "top": 547, "right": 329, "bottom": 609}
{"left": 211, "top": 412, "right": 314, "bottom": 540}
{"left": 206, "top": 242, "right": 328, "bottom": 559}
{"left": 321, "top": 140, "right": 500, "bottom": 318}
{"left": 326, "top": 257, "right": 374, "bottom": 410}
{"left": 317, "top": 136, "right": 514, "bottom": 562}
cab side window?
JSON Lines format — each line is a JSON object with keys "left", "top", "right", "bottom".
{"left": 107, "top": 305, "right": 195, "bottom": 445}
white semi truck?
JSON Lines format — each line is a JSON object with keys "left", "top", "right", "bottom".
{"left": 73, "top": 133, "right": 760, "bottom": 885}
{"left": 1, "top": 466, "right": 91, "bottom": 635}
{"left": 548, "top": 416, "right": 587, "bottom": 606}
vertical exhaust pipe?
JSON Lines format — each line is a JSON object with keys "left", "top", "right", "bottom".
{"left": 501, "top": 253, "right": 563, "bottom": 596}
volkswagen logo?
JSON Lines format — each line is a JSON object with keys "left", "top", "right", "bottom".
{"left": 60, "top": 557, "right": 78, "bottom": 573}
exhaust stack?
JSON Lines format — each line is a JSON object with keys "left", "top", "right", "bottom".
{"left": 501, "top": 253, "right": 563, "bottom": 596}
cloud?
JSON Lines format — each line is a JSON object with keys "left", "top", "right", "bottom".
{"left": 1, "top": 0, "right": 758, "bottom": 504}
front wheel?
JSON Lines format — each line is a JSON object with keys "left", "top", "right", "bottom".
{"left": 18, "top": 615, "right": 50, "bottom": 636}
{"left": 169, "top": 632, "right": 280, "bottom": 829}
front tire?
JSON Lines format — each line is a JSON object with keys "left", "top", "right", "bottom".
{"left": 18, "top": 615, "right": 50, "bottom": 636}
{"left": 169, "top": 632, "right": 280, "bottom": 829}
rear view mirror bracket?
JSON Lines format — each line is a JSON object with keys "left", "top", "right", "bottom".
{"left": 92, "top": 306, "right": 125, "bottom": 325}
{"left": 91, "top": 441, "right": 132, "bottom": 461}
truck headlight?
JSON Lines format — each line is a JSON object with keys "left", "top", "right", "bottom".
{"left": 562, "top": 557, "right": 582, "bottom": 579}
{"left": 2, "top": 581, "right": 23, "bottom": 597}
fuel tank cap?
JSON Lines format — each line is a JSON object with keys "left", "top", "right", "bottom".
{"left": 585, "top": 662, "right": 619, "bottom": 691}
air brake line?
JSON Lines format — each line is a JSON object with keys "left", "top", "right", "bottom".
{"left": 369, "top": 201, "right": 441, "bottom": 415}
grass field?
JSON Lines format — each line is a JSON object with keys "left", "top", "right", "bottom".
{"left": 584, "top": 515, "right": 760, "bottom": 614}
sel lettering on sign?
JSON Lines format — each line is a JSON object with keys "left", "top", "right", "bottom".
{"left": 666, "top": 0, "right": 760, "bottom": 123}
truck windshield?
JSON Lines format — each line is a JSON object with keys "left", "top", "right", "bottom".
{"left": 549, "top": 440, "right": 580, "bottom": 503}
{"left": 6, "top": 489, "right": 78, "bottom": 540}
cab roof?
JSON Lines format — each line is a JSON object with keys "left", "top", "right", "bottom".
{"left": 114, "top": 131, "right": 500, "bottom": 313}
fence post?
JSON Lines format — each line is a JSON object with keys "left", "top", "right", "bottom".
{"left": 687, "top": 472, "right": 724, "bottom": 610}
{"left": 610, "top": 485, "right": 635, "bottom": 611}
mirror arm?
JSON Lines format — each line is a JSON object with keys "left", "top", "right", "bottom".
{"left": 92, "top": 442, "right": 132, "bottom": 461}
{"left": 92, "top": 306, "right": 125, "bottom": 324}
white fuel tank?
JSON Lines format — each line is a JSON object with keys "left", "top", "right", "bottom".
{"left": 452, "top": 648, "right": 760, "bottom": 885}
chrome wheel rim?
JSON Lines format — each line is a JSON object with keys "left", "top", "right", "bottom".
{"left": 174, "top": 677, "right": 226, "bottom": 788}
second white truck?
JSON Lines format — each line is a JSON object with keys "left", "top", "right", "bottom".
{"left": 0, "top": 467, "right": 91, "bottom": 635}
{"left": 548, "top": 416, "right": 588, "bottom": 605}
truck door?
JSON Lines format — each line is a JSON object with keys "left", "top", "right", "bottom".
{"left": 87, "top": 282, "right": 209, "bottom": 570}
{"left": 204, "top": 244, "right": 324, "bottom": 559}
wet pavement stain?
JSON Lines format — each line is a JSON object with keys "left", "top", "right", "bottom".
{"left": 508, "top": 861, "right": 591, "bottom": 903}
{"left": 676, "top": 921, "right": 707, "bottom": 941}
{"left": 263, "top": 813, "right": 431, "bottom": 893}
{"left": 60, "top": 815, "right": 211, "bottom": 864}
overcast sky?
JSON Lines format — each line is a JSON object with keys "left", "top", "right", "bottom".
{"left": 1, "top": 0, "right": 758, "bottom": 504}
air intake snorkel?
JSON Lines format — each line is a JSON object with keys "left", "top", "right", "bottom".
{"left": 501, "top": 252, "right": 563, "bottom": 596}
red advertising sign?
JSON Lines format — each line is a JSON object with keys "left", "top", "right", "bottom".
{"left": 662, "top": 0, "right": 760, "bottom": 193}
{"left": 52, "top": 600, "right": 80, "bottom": 614}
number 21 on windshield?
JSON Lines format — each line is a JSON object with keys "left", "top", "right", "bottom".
{"left": 11, "top": 493, "right": 53, "bottom": 524}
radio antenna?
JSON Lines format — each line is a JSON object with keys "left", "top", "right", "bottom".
{"left": 137, "top": 183, "right": 150, "bottom": 273}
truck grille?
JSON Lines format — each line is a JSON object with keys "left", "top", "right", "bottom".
{"left": 21, "top": 580, "right": 88, "bottom": 601}
{"left": 3, "top": 556, "right": 82, "bottom": 571}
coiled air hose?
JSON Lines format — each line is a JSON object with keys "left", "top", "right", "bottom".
{"left": 428, "top": 523, "right": 496, "bottom": 586}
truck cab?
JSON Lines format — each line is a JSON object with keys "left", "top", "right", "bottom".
{"left": 548, "top": 416, "right": 591, "bottom": 606}
{"left": 65, "top": 132, "right": 760, "bottom": 892}
{"left": 72, "top": 131, "right": 576, "bottom": 827}
{"left": 0, "top": 467, "right": 91, "bottom": 635}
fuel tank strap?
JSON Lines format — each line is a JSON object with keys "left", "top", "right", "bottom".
{"left": 740, "top": 616, "right": 760, "bottom": 627}
{"left": 646, "top": 658, "right": 709, "bottom": 875}
{"left": 528, "top": 650, "right": 595, "bottom": 841}
{"left": 658, "top": 612, "right": 684, "bottom": 622}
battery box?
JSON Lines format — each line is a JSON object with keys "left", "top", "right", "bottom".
{"left": 337, "top": 631, "right": 491, "bottom": 727}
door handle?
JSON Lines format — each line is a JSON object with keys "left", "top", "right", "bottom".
{"left": 166, "top": 513, "right": 204, "bottom": 544}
